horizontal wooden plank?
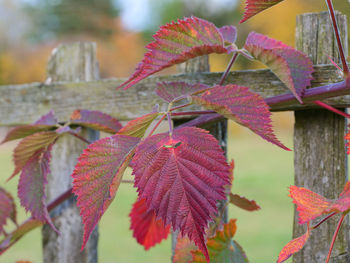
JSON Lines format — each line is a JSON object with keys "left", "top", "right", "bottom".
{"left": 0, "top": 64, "right": 345, "bottom": 126}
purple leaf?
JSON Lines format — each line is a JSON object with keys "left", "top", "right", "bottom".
{"left": 2, "top": 111, "right": 58, "bottom": 144}
{"left": 131, "top": 127, "right": 230, "bottom": 262}
{"left": 191, "top": 84, "right": 290, "bottom": 150}
{"left": 0, "top": 188, "right": 16, "bottom": 235}
{"left": 70, "top": 109, "right": 122, "bottom": 134}
{"left": 18, "top": 144, "right": 56, "bottom": 231}
{"left": 10, "top": 131, "right": 60, "bottom": 180}
{"left": 119, "top": 17, "right": 237, "bottom": 90}
{"left": 219, "top": 25, "right": 237, "bottom": 44}
{"left": 34, "top": 110, "right": 58, "bottom": 125}
{"left": 240, "top": 0, "right": 285, "bottom": 24}
{"left": 156, "top": 82, "right": 210, "bottom": 103}
{"left": 244, "top": 32, "right": 314, "bottom": 103}
{"left": 72, "top": 134, "right": 140, "bottom": 250}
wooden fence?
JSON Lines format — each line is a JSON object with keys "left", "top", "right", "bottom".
{"left": 0, "top": 11, "right": 348, "bottom": 263}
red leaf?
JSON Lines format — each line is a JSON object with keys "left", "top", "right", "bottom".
{"left": 34, "top": 110, "right": 58, "bottom": 125}
{"left": 327, "top": 181, "right": 350, "bottom": 213}
{"left": 119, "top": 17, "right": 237, "bottom": 90}
{"left": 228, "top": 160, "right": 234, "bottom": 186}
{"left": 229, "top": 193, "right": 260, "bottom": 212}
{"left": 132, "top": 127, "right": 230, "bottom": 262}
{"left": 345, "top": 129, "right": 350, "bottom": 154}
{"left": 72, "top": 134, "right": 140, "bottom": 249}
{"left": 173, "top": 235, "right": 197, "bottom": 263}
{"left": 156, "top": 82, "right": 210, "bottom": 103}
{"left": 70, "top": 109, "right": 122, "bottom": 134}
{"left": 191, "top": 219, "right": 249, "bottom": 263}
{"left": 129, "top": 198, "right": 170, "bottom": 250}
{"left": 240, "top": 0, "right": 285, "bottom": 23}
{"left": 244, "top": 32, "right": 314, "bottom": 103}
{"left": 277, "top": 225, "right": 310, "bottom": 263}
{"left": 10, "top": 131, "right": 59, "bottom": 180}
{"left": 289, "top": 186, "right": 332, "bottom": 224}
{"left": 191, "top": 84, "right": 290, "bottom": 150}
{"left": 18, "top": 145, "right": 56, "bottom": 231}
{"left": 117, "top": 112, "right": 160, "bottom": 138}
{"left": 0, "top": 188, "right": 16, "bottom": 235}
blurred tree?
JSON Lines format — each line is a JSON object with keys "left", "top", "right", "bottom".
{"left": 24, "top": 0, "right": 119, "bottom": 42}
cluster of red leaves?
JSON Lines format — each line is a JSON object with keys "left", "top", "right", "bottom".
{"left": 1, "top": 12, "right": 316, "bottom": 262}
{"left": 277, "top": 182, "right": 350, "bottom": 262}
{"left": 1, "top": 110, "right": 122, "bottom": 232}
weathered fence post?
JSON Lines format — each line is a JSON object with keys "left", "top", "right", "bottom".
{"left": 42, "top": 42, "right": 99, "bottom": 263}
{"left": 293, "top": 12, "right": 349, "bottom": 262}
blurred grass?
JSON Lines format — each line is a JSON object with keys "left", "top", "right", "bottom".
{"left": 0, "top": 118, "right": 295, "bottom": 263}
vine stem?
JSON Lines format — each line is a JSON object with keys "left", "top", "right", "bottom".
{"left": 167, "top": 112, "right": 173, "bottom": 135}
{"left": 147, "top": 114, "right": 166, "bottom": 137}
{"left": 219, "top": 52, "right": 238, "bottom": 86}
{"left": 312, "top": 212, "right": 337, "bottom": 230}
{"left": 169, "top": 103, "right": 191, "bottom": 112}
{"left": 326, "top": 213, "right": 346, "bottom": 263}
{"left": 325, "top": 0, "right": 349, "bottom": 76}
{"left": 171, "top": 110, "right": 215, "bottom": 117}
{"left": 68, "top": 132, "right": 92, "bottom": 144}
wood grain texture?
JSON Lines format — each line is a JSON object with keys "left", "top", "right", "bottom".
{"left": 42, "top": 42, "right": 99, "bottom": 263}
{"left": 0, "top": 64, "right": 345, "bottom": 126}
{"left": 293, "top": 12, "right": 349, "bottom": 263}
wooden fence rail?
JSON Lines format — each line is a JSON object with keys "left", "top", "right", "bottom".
{"left": 0, "top": 11, "right": 348, "bottom": 263}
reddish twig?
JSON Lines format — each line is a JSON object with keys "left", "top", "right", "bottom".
{"left": 68, "top": 132, "right": 92, "bottom": 144}
{"left": 326, "top": 213, "right": 346, "bottom": 263}
{"left": 219, "top": 52, "right": 238, "bottom": 86}
{"left": 171, "top": 110, "right": 215, "bottom": 117}
{"left": 313, "top": 100, "right": 350, "bottom": 119}
{"left": 147, "top": 114, "right": 166, "bottom": 137}
{"left": 325, "top": 0, "right": 349, "bottom": 76}
{"left": 312, "top": 212, "right": 337, "bottom": 230}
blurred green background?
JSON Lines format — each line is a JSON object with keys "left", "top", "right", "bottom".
{"left": 1, "top": 0, "right": 350, "bottom": 262}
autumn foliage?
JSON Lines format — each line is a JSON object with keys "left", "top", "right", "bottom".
{"left": 1, "top": 0, "right": 350, "bottom": 262}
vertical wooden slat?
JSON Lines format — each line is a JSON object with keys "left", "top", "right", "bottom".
{"left": 293, "top": 12, "right": 349, "bottom": 263}
{"left": 42, "top": 42, "right": 99, "bottom": 263}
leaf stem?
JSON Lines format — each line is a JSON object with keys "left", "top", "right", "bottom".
{"left": 167, "top": 112, "right": 173, "bottom": 135}
{"left": 68, "top": 132, "right": 92, "bottom": 144}
{"left": 171, "top": 110, "right": 215, "bottom": 117}
{"left": 325, "top": 0, "right": 349, "bottom": 76}
{"left": 121, "top": 180, "right": 134, "bottom": 184}
{"left": 326, "top": 213, "right": 346, "bottom": 263}
{"left": 169, "top": 103, "right": 191, "bottom": 112}
{"left": 312, "top": 212, "right": 337, "bottom": 230}
{"left": 219, "top": 52, "right": 238, "bottom": 86}
{"left": 313, "top": 100, "right": 350, "bottom": 118}
{"left": 147, "top": 114, "right": 166, "bottom": 137}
